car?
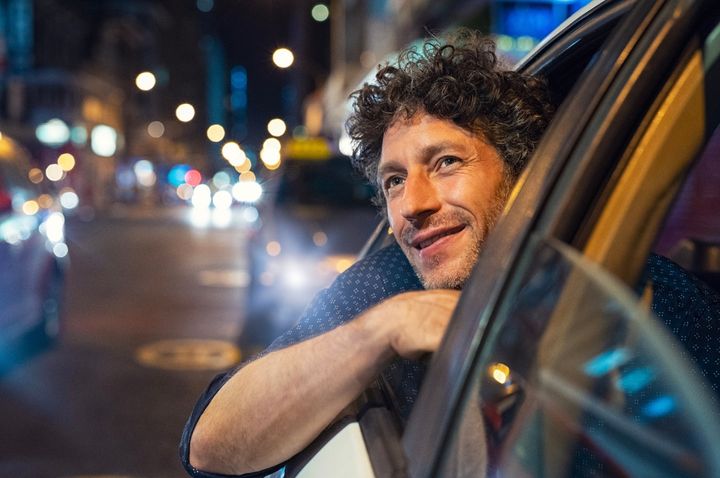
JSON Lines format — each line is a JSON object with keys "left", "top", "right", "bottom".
{"left": 0, "top": 134, "right": 66, "bottom": 363}
{"left": 274, "top": 0, "right": 720, "bottom": 476}
{"left": 241, "top": 141, "right": 379, "bottom": 350}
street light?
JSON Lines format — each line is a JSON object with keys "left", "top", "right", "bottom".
{"left": 207, "top": 124, "right": 225, "bottom": 142}
{"left": 267, "top": 118, "right": 287, "bottom": 137}
{"left": 176, "top": 103, "right": 196, "bottom": 122}
{"left": 272, "top": 48, "right": 294, "bottom": 68}
{"left": 135, "top": 71, "right": 157, "bottom": 91}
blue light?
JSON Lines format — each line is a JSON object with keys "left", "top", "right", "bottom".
{"left": 642, "top": 396, "right": 676, "bottom": 418}
{"left": 583, "top": 348, "right": 631, "bottom": 377}
{"left": 616, "top": 367, "right": 655, "bottom": 394}
{"left": 168, "top": 164, "right": 191, "bottom": 187}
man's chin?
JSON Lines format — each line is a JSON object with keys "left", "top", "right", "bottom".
{"left": 415, "top": 262, "right": 472, "bottom": 290}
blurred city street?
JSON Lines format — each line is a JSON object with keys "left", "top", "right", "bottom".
{"left": 0, "top": 205, "right": 252, "bottom": 478}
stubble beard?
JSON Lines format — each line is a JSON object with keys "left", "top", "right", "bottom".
{"left": 404, "top": 177, "right": 512, "bottom": 290}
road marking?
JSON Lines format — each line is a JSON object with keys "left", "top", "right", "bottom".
{"left": 135, "top": 339, "right": 241, "bottom": 371}
{"left": 197, "top": 269, "right": 250, "bottom": 288}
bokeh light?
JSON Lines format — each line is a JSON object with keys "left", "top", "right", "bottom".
{"left": 212, "top": 190, "right": 233, "bottom": 210}
{"left": 148, "top": 121, "right": 165, "bottom": 138}
{"left": 176, "top": 184, "right": 194, "bottom": 201}
{"left": 260, "top": 148, "right": 281, "bottom": 168}
{"left": 60, "top": 189, "right": 80, "bottom": 209}
{"left": 184, "top": 169, "right": 202, "bottom": 187}
{"left": 267, "top": 118, "right": 287, "bottom": 137}
{"left": 46, "top": 164, "right": 64, "bottom": 182}
{"left": 53, "top": 242, "right": 69, "bottom": 258}
{"left": 134, "top": 160, "right": 157, "bottom": 187}
{"left": 263, "top": 137, "right": 281, "bottom": 151}
{"left": 22, "top": 200, "right": 39, "bottom": 215}
{"left": 57, "top": 153, "right": 76, "bottom": 171}
{"left": 272, "top": 48, "right": 294, "bottom": 68}
{"left": 135, "top": 71, "right": 157, "bottom": 91}
{"left": 197, "top": 0, "right": 213, "bottom": 12}
{"left": 212, "top": 171, "right": 231, "bottom": 189}
{"left": 206, "top": 124, "right": 225, "bottom": 142}
{"left": 176, "top": 103, "right": 196, "bottom": 122}
{"left": 38, "top": 194, "right": 54, "bottom": 209}
{"left": 266, "top": 241, "right": 281, "bottom": 256}
{"left": 28, "top": 168, "right": 44, "bottom": 184}
{"left": 311, "top": 4, "right": 329, "bottom": 22}
{"left": 90, "top": 125, "right": 118, "bottom": 157}
{"left": 231, "top": 180, "right": 263, "bottom": 203}
{"left": 191, "top": 184, "right": 212, "bottom": 208}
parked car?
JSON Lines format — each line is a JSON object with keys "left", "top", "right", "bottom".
{"left": 280, "top": 0, "right": 720, "bottom": 476}
{"left": 0, "top": 135, "right": 66, "bottom": 358}
{"left": 242, "top": 146, "right": 379, "bottom": 349}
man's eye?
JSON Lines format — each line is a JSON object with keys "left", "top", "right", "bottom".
{"left": 439, "top": 156, "right": 460, "bottom": 168}
{"left": 384, "top": 176, "right": 404, "bottom": 190}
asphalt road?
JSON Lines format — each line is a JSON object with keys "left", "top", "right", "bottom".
{"left": 0, "top": 205, "right": 257, "bottom": 478}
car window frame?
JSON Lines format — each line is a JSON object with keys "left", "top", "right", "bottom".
{"left": 403, "top": 0, "right": 720, "bottom": 477}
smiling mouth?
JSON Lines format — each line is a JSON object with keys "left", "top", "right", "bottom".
{"left": 413, "top": 225, "right": 466, "bottom": 250}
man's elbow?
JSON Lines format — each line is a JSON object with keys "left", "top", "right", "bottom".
{"left": 189, "top": 422, "right": 250, "bottom": 475}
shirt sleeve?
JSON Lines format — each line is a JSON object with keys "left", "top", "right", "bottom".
{"left": 179, "top": 243, "right": 422, "bottom": 477}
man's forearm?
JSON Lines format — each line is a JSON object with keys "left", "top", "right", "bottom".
{"left": 189, "top": 312, "right": 394, "bottom": 475}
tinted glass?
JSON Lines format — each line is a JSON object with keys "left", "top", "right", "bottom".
{"left": 438, "top": 237, "right": 720, "bottom": 477}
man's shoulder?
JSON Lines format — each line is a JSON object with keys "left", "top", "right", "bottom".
{"left": 339, "top": 242, "right": 422, "bottom": 293}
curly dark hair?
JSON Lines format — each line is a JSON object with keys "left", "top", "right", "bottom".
{"left": 346, "top": 29, "right": 554, "bottom": 208}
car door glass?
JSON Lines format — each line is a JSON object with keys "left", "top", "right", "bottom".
{"left": 437, "top": 236, "right": 720, "bottom": 478}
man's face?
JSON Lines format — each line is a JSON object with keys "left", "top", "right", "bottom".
{"left": 378, "top": 112, "right": 510, "bottom": 289}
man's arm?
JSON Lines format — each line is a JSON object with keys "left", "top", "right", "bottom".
{"left": 189, "top": 289, "right": 459, "bottom": 476}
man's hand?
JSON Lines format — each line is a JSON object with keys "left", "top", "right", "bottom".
{"left": 361, "top": 289, "right": 460, "bottom": 360}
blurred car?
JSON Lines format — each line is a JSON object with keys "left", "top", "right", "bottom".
{"left": 273, "top": 0, "right": 720, "bottom": 476}
{"left": 0, "top": 135, "right": 66, "bottom": 355}
{"left": 242, "top": 142, "right": 379, "bottom": 349}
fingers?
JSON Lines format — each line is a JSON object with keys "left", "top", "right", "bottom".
{"left": 385, "top": 290, "right": 460, "bottom": 358}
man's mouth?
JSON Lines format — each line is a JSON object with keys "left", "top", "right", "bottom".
{"left": 410, "top": 225, "right": 466, "bottom": 251}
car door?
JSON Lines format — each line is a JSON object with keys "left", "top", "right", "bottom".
{"left": 283, "top": 0, "right": 720, "bottom": 476}
{"left": 404, "top": 0, "right": 720, "bottom": 476}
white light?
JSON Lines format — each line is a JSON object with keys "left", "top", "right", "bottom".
{"left": 53, "top": 242, "right": 69, "bottom": 258}
{"left": 176, "top": 103, "right": 196, "bottom": 122}
{"left": 44, "top": 212, "right": 65, "bottom": 243}
{"left": 36, "top": 118, "right": 70, "bottom": 147}
{"left": 207, "top": 124, "right": 225, "bottom": 142}
{"left": 241, "top": 206, "right": 259, "bottom": 223}
{"left": 135, "top": 71, "right": 157, "bottom": 91}
{"left": 212, "top": 190, "right": 233, "bottom": 210}
{"left": 231, "top": 181, "right": 263, "bottom": 203}
{"left": 338, "top": 134, "right": 354, "bottom": 156}
{"left": 147, "top": 121, "right": 165, "bottom": 138}
{"left": 260, "top": 148, "right": 281, "bottom": 167}
{"left": 221, "top": 141, "right": 248, "bottom": 166}
{"left": 272, "top": 48, "right": 294, "bottom": 68}
{"left": 192, "top": 184, "right": 212, "bottom": 208}
{"left": 263, "top": 137, "right": 281, "bottom": 151}
{"left": 283, "top": 263, "right": 306, "bottom": 289}
{"left": 45, "top": 164, "right": 64, "bottom": 182}
{"left": 134, "top": 160, "right": 157, "bottom": 188}
{"left": 211, "top": 208, "right": 232, "bottom": 228}
{"left": 267, "top": 118, "right": 287, "bottom": 137}
{"left": 90, "top": 125, "right": 118, "bottom": 157}
{"left": 60, "top": 190, "right": 80, "bottom": 210}
{"left": 311, "top": 4, "right": 330, "bottom": 22}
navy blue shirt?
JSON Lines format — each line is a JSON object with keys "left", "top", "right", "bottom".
{"left": 180, "top": 244, "right": 720, "bottom": 478}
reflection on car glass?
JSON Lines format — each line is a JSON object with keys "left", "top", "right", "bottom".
{"left": 438, "top": 239, "right": 720, "bottom": 478}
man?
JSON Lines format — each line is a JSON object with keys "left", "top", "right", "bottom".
{"left": 180, "top": 30, "right": 718, "bottom": 477}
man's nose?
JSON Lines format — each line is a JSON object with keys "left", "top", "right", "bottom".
{"left": 400, "top": 173, "right": 441, "bottom": 222}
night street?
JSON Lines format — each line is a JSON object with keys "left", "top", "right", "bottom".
{"left": 0, "top": 205, "right": 253, "bottom": 478}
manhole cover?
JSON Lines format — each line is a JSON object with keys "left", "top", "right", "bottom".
{"left": 135, "top": 339, "right": 241, "bottom": 371}
{"left": 197, "top": 269, "right": 250, "bottom": 288}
